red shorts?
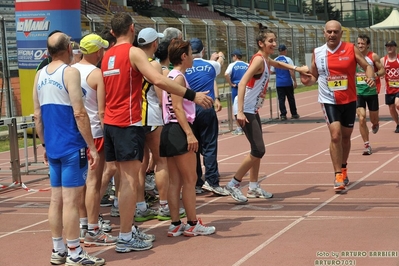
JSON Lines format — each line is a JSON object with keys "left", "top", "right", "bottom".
{"left": 87, "top": 137, "right": 104, "bottom": 155}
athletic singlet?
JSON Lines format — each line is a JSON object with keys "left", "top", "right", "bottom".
{"left": 243, "top": 54, "right": 269, "bottom": 114}
{"left": 101, "top": 43, "right": 142, "bottom": 127}
{"left": 356, "top": 51, "right": 378, "bottom": 96}
{"left": 36, "top": 64, "right": 86, "bottom": 158}
{"left": 72, "top": 63, "right": 103, "bottom": 138}
{"left": 383, "top": 55, "right": 399, "bottom": 95}
{"left": 162, "top": 69, "right": 195, "bottom": 124}
{"left": 315, "top": 42, "right": 357, "bottom": 104}
{"left": 141, "top": 58, "right": 163, "bottom": 126}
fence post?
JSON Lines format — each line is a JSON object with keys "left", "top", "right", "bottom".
{"left": 8, "top": 118, "right": 21, "bottom": 184}
{"left": 226, "top": 92, "right": 233, "bottom": 132}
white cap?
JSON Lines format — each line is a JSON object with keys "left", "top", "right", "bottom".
{"left": 137, "top": 28, "right": 164, "bottom": 46}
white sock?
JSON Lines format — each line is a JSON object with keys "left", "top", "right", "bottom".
{"left": 79, "top": 217, "right": 88, "bottom": 228}
{"left": 119, "top": 231, "right": 132, "bottom": 241}
{"left": 249, "top": 182, "right": 258, "bottom": 190}
{"left": 113, "top": 197, "right": 118, "bottom": 208}
{"left": 52, "top": 237, "right": 66, "bottom": 253}
{"left": 136, "top": 201, "right": 147, "bottom": 212}
{"left": 66, "top": 239, "right": 82, "bottom": 258}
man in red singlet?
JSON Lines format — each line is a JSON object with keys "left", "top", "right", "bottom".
{"left": 381, "top": 40, "right": 399, "bottom": 133}
{"left": 300, "top": 20, "right": 375, "bottom": 192}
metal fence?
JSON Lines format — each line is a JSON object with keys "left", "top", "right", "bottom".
{"left": 1, "top": 14, "right": 399, "bottom": 116}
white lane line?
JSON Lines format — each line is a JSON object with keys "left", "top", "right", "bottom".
{"left": 0, "top": 219, "right": 48, "bottom": 239}
{"left": 232, "top": 152, "right": 399, "bottom": 266}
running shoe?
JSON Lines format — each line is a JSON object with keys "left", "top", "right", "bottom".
{"left": 280, "top": 115, "right": 287, "bottom": 121}
{"left": 65, "top": 250, "right": 105, "bottom": 266}
{"left": 195, "top": 186, "right": 204, "bottom": 194}
{"left": 50, "top": 249, "right": 67, "bottom": 265}
{"left": 167, "top": 222, "right": 186, "bottom": 237}
{"left": 183, "top": 218, "right": 216, "bottom": 237}
{"left": 79, "top": 225, "right": 88, "bottom": 243}
{"left": 98, "top": 214, "right": 110, "bottom": 225}
{"left": 145, "top": 172, "right": 155, "bottom": 191}
{"left": 132, "top": 225, "right": 156, "bottom": 242}
{"left": 98, "top": 217, "right": 112, "bottom": 233}
{"left": 100, "top": 196, "right": 113, "bottom": 207}
{"left": 247, "top": 186, "right": 273, "bottom": 199}
{"left": 225, "top": 183, "right": 248, "bottom": 203}
{"left": 202, "top": 181, "right": 229, "bottom": 196}
{"left": 334, "top": 173, "right": 345, "bottom": 191}
{"left": 157, "top": 206, "right": 186, "bottom": 221}
{"left": 232, "top": 127, "right": 244, "bottom": 135}
{"left": 84, "top": 229, "right": 117, "bottom": 247}
{"left": 144, "top": 191, "right": 159, "bottom": 206}
{"left": 362, "top": 143, "right": 372, "bottom": 155}
{"left": 115, "top": 233, "right": 153, "bottom": 253}
{"left": 110, "top": 205, "right": 120, "bottom": 217}
{"left": 342, "top": 168, "right": 350, "bottom": 187}
{"left": 291, "top": 114, "right": 300, "bottom": 119}
{"left": 371, "top": 123, "right": 379, "bottom": 134}
{"left": 395, "top": 125, "right": 399, "bottom": 133}
{"left": 135, "top": 206, "right": 158, "bottom": 222}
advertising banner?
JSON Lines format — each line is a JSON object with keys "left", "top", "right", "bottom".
{"left": 15, "top": 0, "right": 81, "bottom": 115}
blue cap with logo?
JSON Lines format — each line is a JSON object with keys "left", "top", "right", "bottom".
{"left": 278, "top": 44, "right": 287, "bottom": 51}
{"left": 231, "top": 48, "right": 242, "bottom": 56}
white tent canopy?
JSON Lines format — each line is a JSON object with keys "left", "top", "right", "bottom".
{"left": 370, "top": 8, "right": 399, "bottom": 29}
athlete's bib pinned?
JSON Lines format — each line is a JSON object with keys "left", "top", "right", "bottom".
{"left": 327, "top": 75, "right": 348, "bottom": 91}
{"left": 388, "top": 79, "right": 399, "bottom": 88}
{"left": 356, "top": 72, "right": 367, "bottom": 85}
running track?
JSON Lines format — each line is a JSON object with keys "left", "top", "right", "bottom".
{"left": 0, "top": 89, "right": 399, "bottom": 266}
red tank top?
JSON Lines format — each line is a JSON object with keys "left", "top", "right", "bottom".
{"left": 383, "top": 55, "right": 399, "bottom": 95}
{"left": 101, "top": 43, "right": 143, "bottom": 127}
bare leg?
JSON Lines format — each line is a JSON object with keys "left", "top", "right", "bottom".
{"left": 117, "top": 160, "right": 141, "bottom": 233}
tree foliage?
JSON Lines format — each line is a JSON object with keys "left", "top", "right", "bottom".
{"left": 302, "top": 0, "right": 340, "bottom": 20}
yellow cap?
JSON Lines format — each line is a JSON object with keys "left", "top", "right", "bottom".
{"left": 79, "top": 33, "right": 109, "bottom": 54}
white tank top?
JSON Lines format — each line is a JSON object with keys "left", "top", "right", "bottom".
{"left": 72, "top": 62, "right": 103, "bottom": 138}
{"left": 243, "top": 54, "right": 270, "bottom": 114}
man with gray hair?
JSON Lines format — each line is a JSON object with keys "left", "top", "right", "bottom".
{"left": 185, "top": 38, "right": 228, "bottom": 196}
{"left": 162, "top": 27, "right": 182, "bottom": 42}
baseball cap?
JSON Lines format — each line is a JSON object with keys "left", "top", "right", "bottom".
{"left": 138, "top": 28, "right": 164, "bottom": 46}
{"left": 231, "top": 48, "right": 242, "bottom": 56}
{"left": 385, "top": 40, "right": 397, "bottom": 47}
{"left": 278, "top": 44, "right": 287, "bottom": 51}
{"left": 79, "top": 33, "right": 109, "bottom": 54}
{"left": 190, "top": 38, "right": 204, "bottom": 54}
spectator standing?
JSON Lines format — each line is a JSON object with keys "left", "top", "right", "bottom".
{"left": 185, "top": 38, "right": 228, "bottom": 196}
{"left": 225, "top": 48, "right": 249, "bottom": 135}
{"left": 271, "top": 44, "right": 300, "bottom": 120}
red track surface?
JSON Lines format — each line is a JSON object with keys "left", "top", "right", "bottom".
{"left": 1, "top": 90, "right": 399, "bottom": 266}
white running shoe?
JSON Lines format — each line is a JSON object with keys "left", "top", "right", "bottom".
{"left": 225, "top": 183, "right": 248, "bottom": 203}
{"left": 183, "top": 218, "right": 215, "bottom": 237}
{"left": 247, "top": 186, "right": 273, "bottom": 199}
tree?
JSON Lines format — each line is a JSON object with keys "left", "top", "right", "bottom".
{"left": 302, "top": 0, "right": 340, "bottom": 20}
{"left": 372, "top": 6, "right": 393, "bottom": 24}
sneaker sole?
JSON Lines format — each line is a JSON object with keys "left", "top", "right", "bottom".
{"left": 115, "top": 244, "right": 152, "bottom": 253}
{"left": 167, "top": 230, "right": 184, "bottom": 237}
{"left": 334, "top": 185, "right": 345, "bottom": 191}
{"left": 157, "top": 212, "right": 186, "bottom": 221}
{"left": 246, "top": 194, "right": 273, "bottom": 199}
{"left": 51, "top": 259, "right": 66, "bottom": 265}
{"left": 134, "top": 216, "right": 157, "bottom": 222}
{"left": 84, "top": 241, "right": 117, "bottom": 247}
{"left": 230, "top": 195, "right": 248, "bottom": 203}
{"left": 183, "top": 231, "right": 215, "bottom": 237}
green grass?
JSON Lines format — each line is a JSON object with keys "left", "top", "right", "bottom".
{"left": 0, "top": 137, "right": 40, "bottom": 153}
{"left": 220, "top": 84, "right": 318, "bottom": 107}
